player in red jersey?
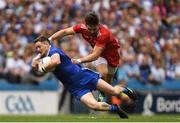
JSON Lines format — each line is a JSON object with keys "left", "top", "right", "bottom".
{"left": 49, "top": 12, "right": 122, "bottom": 102}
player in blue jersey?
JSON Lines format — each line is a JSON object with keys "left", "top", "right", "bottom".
{"left": 31, "top": 36, "right": 137, "bottom": 119}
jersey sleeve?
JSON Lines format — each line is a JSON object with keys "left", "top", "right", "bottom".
{"left": 95, "top": 33, "right": 109, "bottom": 48}
{"left": 73, "top": 24, "right": 83, "bottom": 33}
{"left": 48, "top": 48, "right": 61, "bottom": 57}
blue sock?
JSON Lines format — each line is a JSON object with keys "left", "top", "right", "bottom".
{"left": 122, "top": 87, "right": 128, "bottom": 93}
{"left": 110, "top": 104, "right": 118, "bottom": 112}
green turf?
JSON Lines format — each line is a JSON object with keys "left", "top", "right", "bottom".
{"left": 0, "top": 114, "right": 179, "bottom": 122}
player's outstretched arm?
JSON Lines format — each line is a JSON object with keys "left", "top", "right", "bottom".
{"left": 72, "top": 46, "right": 103, "bottom": 64}
{"left": 49, "top": 27, "right": 75, "bottom": 41}
{"left": 31, "top": 53, "right": 41, "bottom": 71}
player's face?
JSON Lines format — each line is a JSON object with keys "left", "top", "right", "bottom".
{"left": 35, "top": 41, "right": 49, "bottom": 57}
{"left": 86, "top": 24, "right": 99, "bottom": 34}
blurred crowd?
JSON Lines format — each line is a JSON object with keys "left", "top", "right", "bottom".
{"left": 0, "top": 0, "right": 179, "bottom": 85}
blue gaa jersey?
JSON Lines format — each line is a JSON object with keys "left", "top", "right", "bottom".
{"left": 48, "top": 45, "right": 100, "bottom": 100}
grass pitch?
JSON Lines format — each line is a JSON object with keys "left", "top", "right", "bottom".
{"left": 0, "top": 114, "right": 179, "bottom": 122}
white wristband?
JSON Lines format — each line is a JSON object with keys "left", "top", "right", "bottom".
{"left": 77, "top": 59, "right": 82, "bottom": 63}
{"left": 48, "top": 37, "right": 52, "bottom": 41}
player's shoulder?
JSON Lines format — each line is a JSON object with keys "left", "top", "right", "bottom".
{"left": 50, "top": 45, "right": 58, "bottom": 51}
{"left": 75, "top": 23, "right": 87, "bottom": 30}
{"left": 98, "top": 25, "right": 110, "bottom": 38}
{"left": 99, "top": 24, "right": 111, "bottom": 35}
{"left": 99, "top": 24, "right": 110, "bottom": 32}
{"left": 73, "top": 23, "right": 88, "bottom": 33}
{"left": 49, "top": 45, "right": 60, "bottom": 55}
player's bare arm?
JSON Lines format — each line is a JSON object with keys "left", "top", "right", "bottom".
{"left": 49, "top": 27, "right": 75, "bottom": 41}
{"left": 39, "top": 53, "right": 61, "bottom": 73}
{"left": 31, "top": 53, "right": 41, "bottom": 71}
{"left": 72, "top": 46, "right": 104, "bottom": 64}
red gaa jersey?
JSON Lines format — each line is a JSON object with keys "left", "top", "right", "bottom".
{"left": 73, "top": 24, "right": 121, "bottom": 67}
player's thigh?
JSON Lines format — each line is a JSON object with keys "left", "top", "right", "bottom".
{"left": 83, "top": 62, "right": 96, "bottom": 70}
{"left": 106, "top": 74, "right": 114, "bottom": 85}
{"left": 80, "top": 92, "right": 98, "bottom": 108}
{"left": 96, "top": 79, "right": 115, "bottom": 95}
{"left": 92, "top": 57, "right": 108, "bottom": 76}
{"left": 96, "top": 64, "right": 108, "bottom": 76}
{"left": 106, "top": 66, "right": 118, "bottom": 84}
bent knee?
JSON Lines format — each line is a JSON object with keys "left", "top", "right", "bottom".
{"left": 100, "top": 71, "right": 108, "bottom": 79}
{"left": 97, "top": 68, "right": 108, "bottom": 77}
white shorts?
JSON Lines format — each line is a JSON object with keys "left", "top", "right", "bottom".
{"left": 92, "top": 57, "right": 117, "bottom": 75}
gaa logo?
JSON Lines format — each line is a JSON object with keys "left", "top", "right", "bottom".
{"left": 142, "top": 93, "right": 154, "bottom": 115}
{"left": 5, "top": 95, "right": 35, "bottom": 113}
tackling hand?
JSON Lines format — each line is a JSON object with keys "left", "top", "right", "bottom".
{"left": 71, "top": 58, "right": 81, "bottom": 64}
{"left": 31, "top": 53, "right": 41, "bottom": 71}
{"left": 32, "top": 59, "right": 39, "bottom": 71}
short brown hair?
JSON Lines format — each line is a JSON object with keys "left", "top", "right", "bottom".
{"left": 85, "top": 12, "right": 99, "bottom": 26}
{"left": 34, "top": 35, "right": 50, "bottom": 44}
